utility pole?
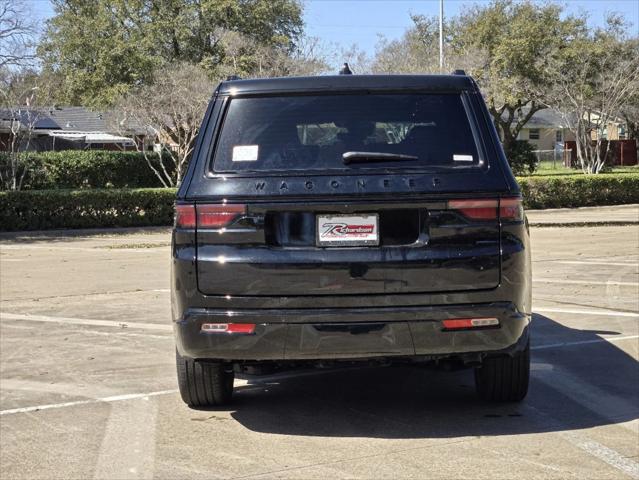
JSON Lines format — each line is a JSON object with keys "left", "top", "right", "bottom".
{"left": 439, "top": 0, "right": 444, "bottom": 72}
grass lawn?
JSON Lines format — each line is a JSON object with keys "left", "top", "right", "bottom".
{"left": 527, "top": 162, "right": 639, "bottom": 176}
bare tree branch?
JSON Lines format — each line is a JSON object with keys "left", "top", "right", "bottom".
{"left": 112, "top": 63, "right": 213, "bottom": 187}
{"left": 0, "top": 0, "right": 38, "bottom": 69}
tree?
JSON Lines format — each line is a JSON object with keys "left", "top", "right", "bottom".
{"left": 0, "top": 70, "right": 47, "bottom": 190}
{"left": 39, "top": 0, "right": 304, "bottom": 107}
{"left": 373, "top": 2, "right": 584, "bottom": 165}
{"left": 544, "top": 18, "right": 639, "bottom": 173}
{"left": 113, "top": 63, "right": 212, "bottom": 187}
{"left": 450, "top": 0, "right": 585, "bottom": 158}
{"left": 214, "top": 31, "right": 328, "bottom": 78}
{"left": 373, "top": 14, "right": 446, "bottom": 74}
{"left": 0, "top": 0, "right": 38, "bottom": 69}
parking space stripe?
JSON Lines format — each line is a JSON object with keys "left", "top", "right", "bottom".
{"left": 549, "top": 260, "right": 639, "bottom": 267}
{"left": 0, "top": 312, "right": 172, "bottom": 331}
{"left": 565, "top": 436, "right": 639, "bottom": 480}
{"left": 525, "top": 404, "right": 639, "bottom": 479}
{"left": 532, "top": 335, "right": 639, "bottom": 350}
{"left": 0, "top": 390, "right": 178, "bottom": 416}
{"left": 533, "top": 278, "right": 639, "bottom": 287}
{"left": 535, "top": 307, "right": 639, "bottom": 318}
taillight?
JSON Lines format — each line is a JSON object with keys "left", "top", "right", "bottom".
{"left": 500, "top": 197, "right": 523, "bottom": 221}
{"left": 174, "top": 203, "right": 246, "bottom": 229}
{"left": 448, "top": 199, "right": 498, "bottom": 220}
{"left": 442, "top": 318, "right": 500, "bottom": 330}
{"left": 448, "top": 197, "right": 523, "bottom": 221}
{"left": 197, "top": 204, "right": 246, "bottom": 228}
{"left": 201, "top": 323, "right": 256, "bottom": 334}
{"left": 175, "top": 204, "right": 196, "bottom": 228}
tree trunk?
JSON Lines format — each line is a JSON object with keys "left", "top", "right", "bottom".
{"left": 488, "top": 102, "right": 545, "bottom": 158}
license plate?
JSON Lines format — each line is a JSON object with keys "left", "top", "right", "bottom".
{"left": 316, "top": 214, "right": 379, "bottom": 246}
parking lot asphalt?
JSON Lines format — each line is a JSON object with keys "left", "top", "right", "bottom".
{"left": 1, "top": 214, "right": 638, "bottom": 479}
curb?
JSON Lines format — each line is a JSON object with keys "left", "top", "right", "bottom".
{"left": 529, "top": 221, "right": 639, "bottom": 228}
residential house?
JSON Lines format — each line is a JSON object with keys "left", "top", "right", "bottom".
{"left": 514, "top": 108, "right": 636, "bottom": 166}
{"left": 515, "top": 108, "right": 575, "bottom": 152}
{"left": 0, "top": 106, "right": 151, "bottom": 152}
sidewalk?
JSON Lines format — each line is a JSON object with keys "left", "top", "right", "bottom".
{"left": 526, "top": 204, "right": 639, "bottom": 226}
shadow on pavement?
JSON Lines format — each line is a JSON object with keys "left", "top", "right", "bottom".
{"left": 197, "top": 313, "right": 638, "bottom": 439}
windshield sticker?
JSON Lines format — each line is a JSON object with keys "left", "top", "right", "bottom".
{"left": 232, "top": 145, "right": 259, "bottom": 162}
{"left": 453, "top": 154, "right": 474, "bottom": 162}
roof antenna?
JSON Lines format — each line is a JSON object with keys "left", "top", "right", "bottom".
{"left": 339, "top": 63, "right": 353, "bottom": 75}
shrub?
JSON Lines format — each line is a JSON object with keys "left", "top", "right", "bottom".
{"left": 0, "top": 188, "right": 176, "bottom": 231}
{"left": 517, "top": 173, "right": 639, "bottom": 209}
{"left": 507, "top": 140, "right": 537, "bottom": 176}
{"left": 1, "top": 174, "right": 638, "bottom": 231}
{"left": 0, "top": 150, "right": 175, "bottom": 190}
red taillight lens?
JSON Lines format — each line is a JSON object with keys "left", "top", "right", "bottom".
{"left": 201, "top": 323, "right": 256, "bottom": 334}
{"left": 197, "top": 204, "right": 246, "bottom": 228}
{"left": 448, "top": 199, "right": 498, "bottom": 220}
{"left": 175, "top": 204, "right": 196, "bottom": 228}
{"left": 448, "top": 198, "right": 523, "bottom": 222}
{"left": 500, "top": 197, "right": 523, "bottom": 221}
{"left": 442, "top": 318, "right": 500, "bottom": 330}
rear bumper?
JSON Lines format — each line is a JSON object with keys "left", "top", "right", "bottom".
{"left": 174, "top": 302, "right": 530, "bottom": 361}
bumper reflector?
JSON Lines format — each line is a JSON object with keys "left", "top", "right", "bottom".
{"left": 201, "top": 323, "right": 256, "bottom": 334}
{"left": 442, "top": 318, "right": 500, "bottom": 330}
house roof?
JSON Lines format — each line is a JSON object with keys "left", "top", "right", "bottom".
{"left": 523, "top": 108, "right": 570, "bottom": 129}
{"left": 42, "top": 106, "right": 107, "bottom": 131}
{"left": 0, "top": 109, "right": 59, "bottom": 129}
{"left": 0, "top": 106, "right": 146, "bottom": 134}
{"left": 497, "top": 107, "right": 575, "bottom": 129}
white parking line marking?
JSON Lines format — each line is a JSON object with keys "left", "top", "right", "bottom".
{"left": 0, "top": 312, "right": 172, "bottom": 331}
{"left": 535, "top": 307, "right": 639, "bottom": 318}
{"left": 94, "top": 391, "right": 159, "bottom": 479}
{"left": 0, "top": 390, "right": 178, "bottom": 416}
{"left": 533, "top": 278, "right": 639, "bottom": 287}
{"left": 550, "top": 260, "right": 639, "bottom": 267}
{"left": 531, "top": 365, "right": 639, "bottom": 434}
{"left": 524, "top": 405, "right": 639, "bottom": 479}
{"left": 532, "top": 335, "right": 639, "bottom": 350}
{"left": 563, "top": 431, "right": 639, "bottom": 479}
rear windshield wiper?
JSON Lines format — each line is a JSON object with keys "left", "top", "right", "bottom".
{"left": 342, "top": 151, "right": 419, "bottom": 164}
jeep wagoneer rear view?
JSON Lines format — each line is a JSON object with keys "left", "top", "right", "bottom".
{"left": 171, "top": 73, "right": 532, "bottom": 407}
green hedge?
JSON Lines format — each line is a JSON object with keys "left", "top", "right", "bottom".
{"left": 517, "top": 173, "right": 639, "bottom": 209}
{"left": 1, "top": 174, "right": 638, "bottom": 231}
{"left": 0, "top": 150, "right": 175, "bottom": 190}
{"left": 0, "top": 188, "right": 176, "bottom": 231}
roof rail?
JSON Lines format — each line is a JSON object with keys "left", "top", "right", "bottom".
{"left": 226, "top": 75, "right": 241, "bottom": 81}
{"left": 452, "top": 69, "right": 466, "bottom": 76}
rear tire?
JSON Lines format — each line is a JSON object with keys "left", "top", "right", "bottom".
{"left": 474, "top": 342, "right": 530, "bottom": 402}
{"left": 176, "top": 350, "right": 234, "bottom": 407}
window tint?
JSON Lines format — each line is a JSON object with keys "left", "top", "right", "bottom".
{"left": 213, "top": 94, "right": 482, "bottom": 173}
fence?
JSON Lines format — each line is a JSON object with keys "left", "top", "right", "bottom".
{"left": 563, "top": 140, "right": 638, "bottom": 167}
{"left": 532, "top": 149, "right": 564, "bottom": 170}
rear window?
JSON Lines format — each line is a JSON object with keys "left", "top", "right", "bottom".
{"left": 212, "top": 93, "right": 483, "bottom": 173}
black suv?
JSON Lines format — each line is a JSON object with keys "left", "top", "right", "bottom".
{"left": 171, "top": 73, "right": 532, "bottom": 406}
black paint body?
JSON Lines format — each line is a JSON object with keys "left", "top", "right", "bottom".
{"left": 171, "top": 75, "right": 532, "bottom": 365}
